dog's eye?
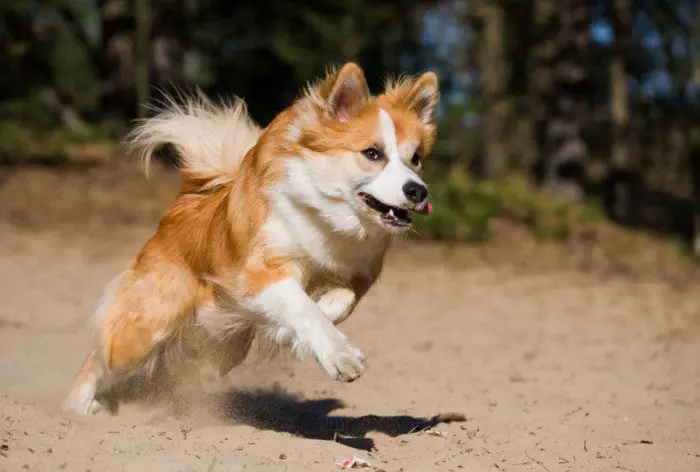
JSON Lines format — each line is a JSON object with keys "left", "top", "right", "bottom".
{"left": 362, "top": 147, "right": 383, "bottom": 161}
{"left": 411, "top": 152, "right": 421, "bottom": 166}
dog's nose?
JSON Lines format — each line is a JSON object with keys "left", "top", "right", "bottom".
{"left": 402, "top": 181, "right": 428, "bottom": 203}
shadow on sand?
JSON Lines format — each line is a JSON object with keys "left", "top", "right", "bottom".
{"left": 215, "top": 386, "right": 466, "bottom": 451}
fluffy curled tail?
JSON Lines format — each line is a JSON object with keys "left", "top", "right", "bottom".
{"left": 124, "top": 91, "right": 262, "bottom": 186}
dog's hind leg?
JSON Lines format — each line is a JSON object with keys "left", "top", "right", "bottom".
{"left": 62, "top": 349, "right": 111, "bottom": 415}
{"left": 63, "top": 255, "right": 199, "bottom": 416}
{"left": 206, "top": 327, "right": 255, "bottom": 376}
{"left": 192, "top": 301, "right": 256, "bottom": 377}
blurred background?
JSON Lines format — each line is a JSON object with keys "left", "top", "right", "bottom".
{"left": 2, "top": 0, "right": 700, "bottom": 257}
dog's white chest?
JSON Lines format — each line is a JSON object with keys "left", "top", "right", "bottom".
{"left": 264, "top": 206, "right": 386, "bottom": 282}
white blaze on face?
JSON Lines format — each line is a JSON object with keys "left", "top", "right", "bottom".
{"left": 360, "top": 108, "right": 426, "bottom": 207}
{"left": 379, "top": 108, "right": 400, "bottom": 162}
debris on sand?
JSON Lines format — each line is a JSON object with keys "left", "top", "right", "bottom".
{"left": 336, "top": 456, "right": 372, "bottom": 469}
{"left": 427, "top": 429, "right": 448, "bottom": 438}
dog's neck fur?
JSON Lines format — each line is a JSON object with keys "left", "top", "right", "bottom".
{"left": 226, "top": 106, "right": 391, "bottom": 285}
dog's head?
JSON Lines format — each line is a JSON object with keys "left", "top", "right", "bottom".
{"left": 284, "top": 63, "right": 439, "bottom": 235}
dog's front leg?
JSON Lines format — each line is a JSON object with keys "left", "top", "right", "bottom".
{"left": 251, "top": 279, "right": 365, "bottom": 382}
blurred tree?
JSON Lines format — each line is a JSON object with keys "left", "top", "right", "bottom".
{"left": 134, "top": 0, "right": 149, "bottom": 119}
{"left": 1, "top": 0, "right": 99, "bottom": 129}
{"left": 98, "top": 0, "right": 136, "bottom": 130}
{"left": 610, "top": 0, "right": 631, "bottom": 173}
{"left": 607, "top": 0, "right": 632, "bottom": 220}
{"left": 468, "top": 0, "right": 509, "bottom": 180}
{"left": 190, "top": 0, "right": 433, "bottom": 124}
{"left": 149, "top": 0, "right": 186, "bottom": 93}
{"left": 0, "top": 1, "right": 48, "bottom": 115}
{"left": 541, "top": 1, "right": 591, "bottom": 200}
{"left": 505, "top": 0, "right": 538, "bottom": 178}
{"left": 691, "top": 1, "right": 700, "bottom": 256}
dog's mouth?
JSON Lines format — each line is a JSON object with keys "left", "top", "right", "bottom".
{"left": 358, "top": 193, "right": 415, "bottom": 227}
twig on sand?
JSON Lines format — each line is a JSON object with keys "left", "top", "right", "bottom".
{"left": 620, "top": 439, "right": 654, "bottom": 446}
{"left": 434, "top": 448, "right": 474, "bottom": 465}
{"left": 525, "top": 449, "right": 551, "bottom": 472}
{"left": 562, "top": 406, "right": 583, "bottom": 417}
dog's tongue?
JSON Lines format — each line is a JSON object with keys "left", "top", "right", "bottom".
{"left": 416, "top": 201, "right": 433, "bottom": 216}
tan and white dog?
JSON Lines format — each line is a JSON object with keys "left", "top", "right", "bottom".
{"left": 63, "top": 63, "right": 439, "bottom": 415}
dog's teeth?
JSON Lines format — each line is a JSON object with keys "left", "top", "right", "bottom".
{"left": 387, "top": 209, "right": 395, "bottom": 218}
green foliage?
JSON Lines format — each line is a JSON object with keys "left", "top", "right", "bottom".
{"left": 0, "top": 121, "right": 112, "bottom": 165}
{"left": 49, "top": 34, "right": 100, "bottom": 113}
{"left": 416, "top": 170, "right": 498, "bottom": 241}
{"left": 0, "top": 96, "right": 57, "bottom": 131}
{"left": 0, "top": 122, "right": 66, "bottom": 165}
{"left": 413, "top": 169, "right": 608, "bottom": 243}
{"left": 413, "top": 169, "right": 497, "bottom": 242}
{"left": 576, "top": 200, "right": 607, "bottom": 225}
{"left": 0, "top": 0, "right": 100, "bottom": 132}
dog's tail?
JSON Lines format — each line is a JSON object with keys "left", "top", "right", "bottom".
{"left": 125, "top": 90, "right": 262, "bottom": 187}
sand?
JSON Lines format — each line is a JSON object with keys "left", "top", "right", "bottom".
{"left": 1, "top": 167, "right": 699, "bottom": 472}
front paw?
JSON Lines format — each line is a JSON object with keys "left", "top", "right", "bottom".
{"left": 62, "top": 397, "right": 104, "bottom": 416}
{"left": 62, "top": 384, "right": 107, "bottom": 416}
{"left": 317, "top": 342, "right": 366, "bottom": 382}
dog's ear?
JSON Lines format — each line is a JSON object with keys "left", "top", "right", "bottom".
{"left": 325, "top": 63, "right": 370, "bottom": 123}
{"left": 385, "top": 72, "right": 439, "bottom": 124}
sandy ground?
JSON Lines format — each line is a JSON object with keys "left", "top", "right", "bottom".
{"left": 1, "top": 166, "right": 700, "bottom": 472}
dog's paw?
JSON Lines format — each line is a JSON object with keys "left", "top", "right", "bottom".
{"left": 318, "top": 342, "right": 366, "bottom": 382}
{"left": 62, "top": 391, "right": 103, "bottom": 416}
{"left": 63, "top": 380, "right": 119, "bottom": 416}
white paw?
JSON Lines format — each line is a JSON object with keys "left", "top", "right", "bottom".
{"left": 318, "top": 342, "right": 366, "bottom": 382}
{"left": 62, "top": 386, "right": 103, "bottom": 416}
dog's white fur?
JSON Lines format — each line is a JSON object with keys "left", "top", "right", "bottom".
{"left": 130, "top": 93, "right": 262, "bottom": 186}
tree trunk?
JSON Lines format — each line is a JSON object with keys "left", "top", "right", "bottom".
{"left": 610, "top": 0, "right": 630, "bottom": 171}
{"left": 541, "top": 0, "right": 590, "bottom": 200}
{"left": 691, "top": 144, "right": 700, "bottom": 256}
{"left": 149, "top": 0, "right": 186, "bottom": 96}
{"left": 608, "top": 0, "right": 632, "bottom": 220}
{"left": 505, "top": 0, "right": 538, "bottom": 179}
{"left": 529, "top": 0, "right": 555, "bottom": 187}
{"left": 134, "top": 0, "right": 150, "bottom": 119}
{"left": 692, "top": 3, "right": 700, "bottom": 256}
{"left": 471, "top": 0, "right": 509, "bottom": 180}
{"left": 98, "top": 0, "right": 136, "bottom": 131}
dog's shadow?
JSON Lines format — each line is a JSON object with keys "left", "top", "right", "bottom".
{"left": 214, "top": 387, "right": 466, "bottom": 451}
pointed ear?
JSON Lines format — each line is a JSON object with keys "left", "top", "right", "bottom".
{"left": 326, "top": 63, "right": 370, "bottom": 123}
{"left": 389, "top": 71, "right": 440, "bottom": 124}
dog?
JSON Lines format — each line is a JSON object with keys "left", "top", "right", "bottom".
{"left": 63, "top": 63, "right": 439, "bottom": 415}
